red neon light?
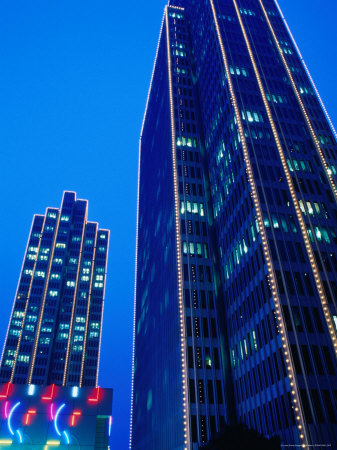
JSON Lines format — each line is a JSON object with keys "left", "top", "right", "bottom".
{"left": 70, "top": 410, "right": 82, "bottom": 426}
{"left": 88, "top": 386, "right": 101, "bottom": 403}
{"left": 42, "top": 384, "right": 56, "bottom": 401}
{"left": 24, "top": 408, "right": 37, "bottom": 425}
{"left": 0, "top": 382, "right": 12, "bottom": 399}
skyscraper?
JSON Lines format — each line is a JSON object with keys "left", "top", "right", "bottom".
{"left": 131, "top": 1, "right": 337, "bottom": 449}
{"left": 0, "top": 191, "right": 109, "bottom": 388}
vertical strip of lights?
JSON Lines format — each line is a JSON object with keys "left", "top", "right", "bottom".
{"left": 94, "top": 229, "right": 110, "bottom": 388}
{"left": 79, "top": 224, "right": 98, "bottom": 388}
{"left": 63, "top": 205, "right": 88, "bottom": 386}
{"left": 129, "top": 15, "right": 165, "bottom": 449}
{"left": 28, "top": 212, "right": 61, "bottom": 384}
{"left": 258, "top": 0, "right": 337, "bottom": 205}
{"left": 165, "top": 6, "right": 190, "bottom": 449}
{"left": 231, "top": 0, "right": 313, "bottom": 445}
{"left": 210, "top": 0, "right": 309, "bottom": 446}
{"left": 10, "top": 214, "right": 47, "bottom": 383}
{"left": 0, "top": 215, "right": 38, "bottom": 369}
{"left": 273, "top": 0, "right": 337, "bottom": 140}
{"left": 257, "top": 0, "right": 337, "bottom": 359}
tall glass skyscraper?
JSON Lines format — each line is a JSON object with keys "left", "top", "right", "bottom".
{"left": 131, "top": 0, "right": 337, "bottom": 449}
{"left": 0, "top": 191, "right": 109, "bottom": 388}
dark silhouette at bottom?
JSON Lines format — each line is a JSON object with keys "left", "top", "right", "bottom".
{"left": 200, "top": 423, "right": 281, "bottom": 450}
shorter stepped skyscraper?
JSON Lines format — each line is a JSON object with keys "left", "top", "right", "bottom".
{"left": 0, "top": 191, "right": 109, "bottom": 388}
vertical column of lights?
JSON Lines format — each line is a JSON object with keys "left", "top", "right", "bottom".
{"left": 257, "top": 0, "right": 337, "bottom": 358}
{"left": 28, "top": 213, "right": 61, "bottom": 384}
{"left": 129, "top": 15, "right": 165, "bottom": 448}
{"left": 165, "top": 6, "right": 190, "bottom": 450}
{"left": 0, "top": 215, "right": 39, "bottom": 368}
{"left": 232, "top": 0, "right": 313, "bottom": 445}
{"left": 273, "top": 0, "right": 337, "bottom": 140}
{"left": 9, "top": 215, "right": 47, "bottom": 383}
{"left": 79, "top": 225, "right": 98, "bottom": 387}
{"left": 94, "top": 229, "right": 110, "bottom": 388}
{"left": 63, "top": 208, "right": 88, "bottom": 386}
{"left": 209, "top": 0, "right": 307, "bottom": 446}
{"left": 258, "top": 0, "right": 337, "bottom": 201}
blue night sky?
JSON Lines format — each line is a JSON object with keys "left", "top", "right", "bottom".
{"left": 0, "top": 1, "right": 336, "bottom": 448}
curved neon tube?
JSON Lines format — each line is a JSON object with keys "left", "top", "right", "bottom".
{"left": 8, "top": 402, "right": 20, "bottom": 435}
{"left": 4, "top": 401, "right": 9, "bottom": 418}
{"left": 50, "top": 403, "right": 55, "bottom": 420}
{"left": 63, "top": 430, "right": 70, "bottom": 444}
{"left": 16, "top": 429, "right": 23, "bottom": 444}
{"left": 54, "top": 403, "right": 65, "bottom": 436}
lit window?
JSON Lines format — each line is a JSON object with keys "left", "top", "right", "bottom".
{"left": 53, "top": 258, "right": 63, "bottom": 265}
{"left": 35, "top": 271, "right": 45, "bottom": 278}
{"left": 50, "top": 273, "right": 60, "bottom": 280}
{"left": 72, "top": 345, "right": 83, "bottom": 352}
{"left": 18, "top": 354, "right": 30, "bottom": 363}
{"left": 58, "top": 332, "right": 68, "bottom": 340}
{"left": 49, "top": 290, "right": 58, "bottom": 297}
{"left": 76, "top": 317, "right": 86, "bottom": 323}
{"left": 89, "top": 331, "right": 99, "bottom": 338}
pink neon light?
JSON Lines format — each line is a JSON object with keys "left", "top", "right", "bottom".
{"left": 50, "top": 403, "right": 55, "bottom": 420}
{"left": 4, "top": 401, "right": 9, "bottom": 419}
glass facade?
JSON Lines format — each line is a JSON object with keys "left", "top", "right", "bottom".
{"left": 131, "top": 0, "right": 337, "bottom": 448}
{"left": 0, "top": 192, "right": 109, "bottom": 388}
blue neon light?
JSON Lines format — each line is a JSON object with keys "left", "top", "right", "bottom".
{"left": 27, "top": 384, "right": 35, "bottom": 396}
{"left": 71, "top": 386, "right": 79, "bottom": 398}
{"left": 109, "top": 416, "right": 112, "bottom": 436}
{"left": 54, "top": 403, "right": 66, "bottom": 436}
{"left": 16, "top": 429, "right": 23, "bottom": 444}
{"left": 8, "top": 402, "right": 21, "bottom": 435}
{"left": 63, "top": 430, "right": 70, "bottom": 444}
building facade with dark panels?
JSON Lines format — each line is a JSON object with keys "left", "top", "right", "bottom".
{"left": 131, "top": 1, "right": 337, "bottom": 449}
{"left": 0, "top": 192, "right": 109, "bottom": 388}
